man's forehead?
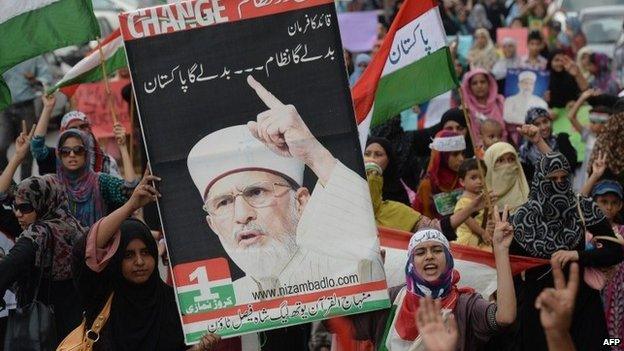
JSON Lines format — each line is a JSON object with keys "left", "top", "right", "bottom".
{"left": 208, "top": 171, "right": 286, "bottom": 196}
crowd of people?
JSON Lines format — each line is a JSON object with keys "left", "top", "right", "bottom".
{"left": 1, "top": 0, "right": 624, "bottom": 350}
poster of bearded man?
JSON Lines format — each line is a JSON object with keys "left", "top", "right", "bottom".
{"left": 119, "top": 0, "right": 389, "bottom": 343}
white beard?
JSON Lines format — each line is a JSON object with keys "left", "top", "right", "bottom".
{"left": 226, "top": 196, "right": 300, "bottom": 282}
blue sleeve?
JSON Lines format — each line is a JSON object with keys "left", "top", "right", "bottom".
{"left": 30, "top": 136, "right": 50, "bottom": 161}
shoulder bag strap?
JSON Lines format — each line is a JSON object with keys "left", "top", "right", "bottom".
{"left": 83, "top": 293, "right": 114, "bottom": 350}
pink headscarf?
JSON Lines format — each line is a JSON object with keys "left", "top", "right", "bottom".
{"left": 460, "top": 68, "right": 507, "bottom": 145}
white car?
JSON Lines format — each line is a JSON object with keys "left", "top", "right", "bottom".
{"left": 580, "top": 6, "right": 624, "bottom": 58}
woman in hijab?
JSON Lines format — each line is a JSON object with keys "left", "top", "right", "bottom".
{"left": 589, "top": 110, "right": 624, "bottom": 182}
{"left": 0, "top": 174, "right": 86, "bottom": 343}
{"left": 492, "top": 38, "right": 521, "bottom": 82}
{"left": 364, "top": 138, "right": 486, "bottom": 237}
{"left": 349, "top": 53, "right": 371, "bottom": 87}
{"left": 413, "top": 131, "right": 466, "bottom": 219}
{"left": 588, "top": 53, "right": 621, "bottom": 96}
{"left": 519, "top": 107, "right": 577, "bottom": 183}
{"left": 510, "top": 152, "right": 623, "bottom": 351}
{"left": 484, "top": 142, "right": 529, "bottom": 214}
{"left": 371, "top": 108, "right": 473, "bottom": 194}
{"left": 460, "top": 68, "right": 507, "bottom": 146}
{"left": 31, "top": 97, "right": 121, "bottom": 177}
{"left": 576, "top": 46, "right": 594, "bottom": 80}
{"left": 547, "top": 50, "right": 588, "bottom": 109}
{"left": 71, "top": 175, "right": 220, "bottom": 350}
{"left": 557, "top": 17, "right": 587, "bottom": 57}
{"left": 467, "top": 28, "right": 498, "bottom": 72}
{"left": 365, "top": 138, "right": 411, "bottom": 205}
{"left": 347, "top": 225, "right": 516, "bottom": 351}
{"left": 468, "top": 4, "right": 492, "bottom": 32}
{"left": 55, "top": 129, "right": 138, "bottom": 227}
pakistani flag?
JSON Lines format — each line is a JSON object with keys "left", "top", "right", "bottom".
{"left": 49, "top": 29, "right": 127, "bottom": 98}
{"left": 0, "top": 0, "right": 100, "bottom": 109}
{"left": 352, "top": 0, "right": 458, "bottom": 147}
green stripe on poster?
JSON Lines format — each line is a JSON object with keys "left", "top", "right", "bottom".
{"left": 184, "top": 298, "right": 390, "bottom": 343}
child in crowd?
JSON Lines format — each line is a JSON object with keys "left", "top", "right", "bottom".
{"left": 521, "top": 30, "right": 548, "bottom": 70}
{"left": 480, "top": 119, "right": 504, "bottom": 153}
{"left": 454, "top": 158, "right": 492, "bottom": 250}
{"left": 591, "top": 180, "right": 624, "bottom": 347}
{"left": 568, "top": 90, "right": 617, "bottom": 189}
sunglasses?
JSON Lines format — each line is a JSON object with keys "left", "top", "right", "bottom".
{"left": 59, "top": 145, "right": 86, "bottom": 157}
{"left": 12, "top": 202, "right": 35, "bottom": 214}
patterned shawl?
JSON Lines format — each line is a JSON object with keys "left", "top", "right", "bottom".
{"left": 17, "top": 175, "right": 86, "bottom": 280}
{"left": 512, "top": 153, "right": 605, "bottom": 258}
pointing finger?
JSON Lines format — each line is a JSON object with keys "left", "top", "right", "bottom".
{"left": 247, "top": 75, "right": 284, "bottom": 109}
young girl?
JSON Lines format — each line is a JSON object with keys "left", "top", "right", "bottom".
{"left": 54, "top": 129, "right": 139, "bottom": 227}
{"left": 413, "top": 131, "right": 466, "bottom": 219}
{"left": 347, "top": 223, "right": 516, "bottom": 351}
{"left": 72, "top": 175, "right": 220, "bottom": 350}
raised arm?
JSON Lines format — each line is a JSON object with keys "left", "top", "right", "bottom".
{"left": 580, "top": 152, "right": 606, "bottom": 197}
{"left": 95, "top": 171, "right": 161, "bottom": 248}
{"left": 246, "top": 75, "right": 336, "bottom": 185}
{"left": 34, "top": 94, "right": 56, "bottom": 138}
{"left": 567, "top": 89, "right": 596, "bottom": 134}
{"left": 0, "top": 126, "right": 35, "bottom": 193}
{"left": 113, "top": 123, "right": 137, "bottom": 182}
{"left": 517, "top": 124, "right": 552, "bottom": 155}
{"left": 491, "top": 205, "right": 516, "bottom": 326}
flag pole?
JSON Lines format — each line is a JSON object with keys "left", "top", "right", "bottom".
{"left": 129, "top": 90, "right": 135, "bottom": 169}
{"left": 458, "top": 88, "right": 492, "bottom": 229}
{"left": 96, "top": 38, "right": 119, "bottom": 125}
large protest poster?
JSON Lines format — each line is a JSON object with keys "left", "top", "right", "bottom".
{"left": 119, "top": 0, "right": 389, "bottom": 343}
{"left": 503, "top": 68, "right": 549, "bottom": 125}
{"left": 72, "top": 79, "right": 132, "bottom": 138}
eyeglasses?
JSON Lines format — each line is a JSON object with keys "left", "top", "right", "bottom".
{"left": 12, "top": 202, "right": 35, "bottom": 214}
{"left": 203, "top": 181, "right": 293, "bottom": 218}
{"left": 59, "top": 145, "right": 86, "bottom": 157}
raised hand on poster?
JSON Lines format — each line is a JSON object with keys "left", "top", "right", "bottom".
{"left": 246, "top": 75, "right": 336, "bottom": 184}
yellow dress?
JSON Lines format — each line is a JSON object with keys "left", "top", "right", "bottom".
{"left": 454, "top": 195, "right": 490, "bottom": 251}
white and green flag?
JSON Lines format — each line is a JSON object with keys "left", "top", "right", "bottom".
{"left": 0, "top": 0, "right": 100, "bottom": 108}
{"left": 49, "top": 29, "right": 127, "bottom": 97}
{"left": 351, "top": 0, "right": 458, "bottom": 146}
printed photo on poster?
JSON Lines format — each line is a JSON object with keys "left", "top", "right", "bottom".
{"left": 120, "top": 0, "right": 389, "bottom": 343}
{"left": 503, "top": 68, "right": 549, "bottom": 125}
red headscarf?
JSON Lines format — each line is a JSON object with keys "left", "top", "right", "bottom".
{"left": 412, "top": 131, "right": 463, "bottom": 218}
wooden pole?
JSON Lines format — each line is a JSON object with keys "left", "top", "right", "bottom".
{"left": 96, "top": 38, "right": 119, "bottom": 125}
{"left": 458, "top": 88, "right": 492, "bottom": 229}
